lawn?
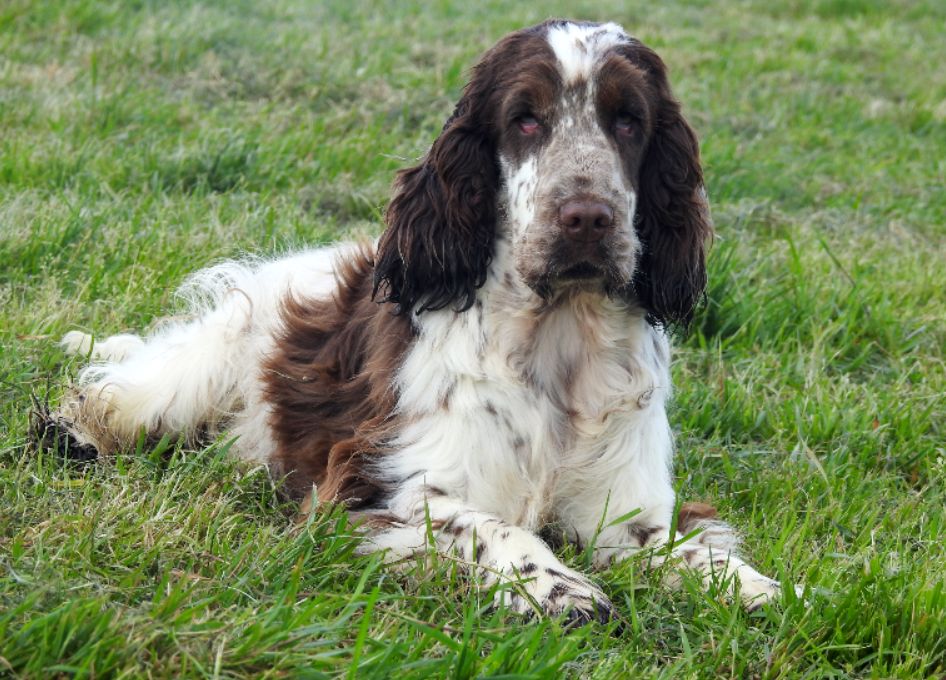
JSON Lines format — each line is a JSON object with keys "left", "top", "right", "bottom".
{"left": 1, "top": 0, "right": 945, "bottom": 677}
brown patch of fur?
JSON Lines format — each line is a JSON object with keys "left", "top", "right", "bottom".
{"left": 263, "top": 244, "right": 414, "bottom": 507}
{"left": 350, "top": 511, "right": 406, "bottom": 530}
{"left": 677, "top": 502, "right": 718, "bottom": 534}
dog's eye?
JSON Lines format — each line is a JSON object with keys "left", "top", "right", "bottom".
{"left": 615, "top": 113, "right": 637, "bottom": 137}
{"left": 517, "top": 115, "right": 541, "bottom": 135}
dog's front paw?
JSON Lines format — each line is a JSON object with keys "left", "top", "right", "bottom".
{"left": 505, "top": 563, "right": 614, "bottom": 625}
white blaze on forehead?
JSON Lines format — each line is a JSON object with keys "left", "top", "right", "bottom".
{"left": 545, "top": 22, "right": 629, "bottom": 85}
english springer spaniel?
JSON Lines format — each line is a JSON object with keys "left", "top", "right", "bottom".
{"left": 43, "top": 20, "right": 788, "bottom": 624}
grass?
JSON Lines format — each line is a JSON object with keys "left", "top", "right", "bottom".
{"left": 1, "top": 0, "right": 945, "bottom": 676}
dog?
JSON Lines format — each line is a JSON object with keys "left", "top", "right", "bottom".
{"left": 39, "top": 19, "right": 789, "bottom": 624}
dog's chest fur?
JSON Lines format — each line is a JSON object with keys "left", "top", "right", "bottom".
{"left": 385, "top": 246, "right": 672, "bottom": 529}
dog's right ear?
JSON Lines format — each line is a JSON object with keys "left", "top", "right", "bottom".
{"left": 372, "top": 25, "right": 556, "bottom": 315}
{"left": 373, "top": 74, "right": 501, "bottom": 315}
{"left": 373, "top": 94, "right": 499, "bottom": 314}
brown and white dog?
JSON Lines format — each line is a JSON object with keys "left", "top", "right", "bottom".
{"left": 45, "top": 20, "right": 788, "bottom": 624}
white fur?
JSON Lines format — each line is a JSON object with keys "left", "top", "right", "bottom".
{"left": 546, "top": 22, "right": 629, "bottom": 85}
{"left": 61, "top": 331, "right": 144, "bottom": 362}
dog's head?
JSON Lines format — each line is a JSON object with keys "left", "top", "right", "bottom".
{"left": 374, "top": 20, "right": 712, "bottom": 328}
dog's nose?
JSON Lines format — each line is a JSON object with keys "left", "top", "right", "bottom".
{"left": 559, "top": 201, "right": 614, "bottom": 243}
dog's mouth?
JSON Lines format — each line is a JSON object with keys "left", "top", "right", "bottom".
{"left": 519, "top": 236, "right": 635, "bottom": 300}
{"left": 557, "top": 261, "right": 604, "bottom": 280}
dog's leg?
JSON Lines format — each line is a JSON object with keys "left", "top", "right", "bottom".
{"left": 52, "top": 263, "right": 274, "bottom": 457}
{"left": 43, "top": 247, "right": 353, "bottom": 461}
{"left": 557, "top": 433, "right": 785, "bottom": 610}
{"left": 56, "top": 310, "right": 249, "bottom": 454}
{"left": 356, "top": 490, "right": 614, "bottom": 625}
{"left": 605, "top": 504, "right": 783, "bottom": 609}
{"left": 570, "top": 498, "right": 784, "bottom": 610}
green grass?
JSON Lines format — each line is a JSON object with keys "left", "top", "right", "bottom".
{"left": 2, "top": 0, "right": 945, "bottom": 677}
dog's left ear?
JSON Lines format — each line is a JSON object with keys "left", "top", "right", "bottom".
{"left": 373, "top": 62, "right": 501, "bottom": 315}
{"left": 628, "top": 45, "right": 713, "bottom": 329}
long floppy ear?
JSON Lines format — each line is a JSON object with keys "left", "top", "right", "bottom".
{"left": 373, "top": 73, "right": 500, "bottom": 314}
{"left": 630, "top": 46, "right": 713, "bottom": 330}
